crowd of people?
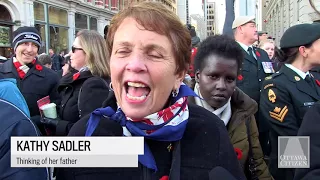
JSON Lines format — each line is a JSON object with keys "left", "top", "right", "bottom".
{"left": 1, "top": 1, "right": 320, "bottom": 180}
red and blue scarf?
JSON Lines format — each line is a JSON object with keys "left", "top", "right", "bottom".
{"left": 85, "top": 83, "right": 198, "bottom": 171}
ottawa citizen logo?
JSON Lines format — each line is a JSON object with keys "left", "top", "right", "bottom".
{"left": 24, "top": 34, "right": 38, "bottom": 40}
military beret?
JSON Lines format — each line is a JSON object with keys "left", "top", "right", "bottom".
{"left": 280, "top": 23, "right": 320, "bottom": 49}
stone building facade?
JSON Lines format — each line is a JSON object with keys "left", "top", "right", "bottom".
{"left": 262, "top": 0, "right": 320, "bottom": 44}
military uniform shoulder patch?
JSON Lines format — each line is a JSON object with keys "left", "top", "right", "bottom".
{"left": 269, "top": 106, "right": 288, "bottom": 122}
{"left": 264, "top": 83, "right": 274, "bottom": 89}
{"left": 268, "top": 89, "right": 276, "bottom": 103}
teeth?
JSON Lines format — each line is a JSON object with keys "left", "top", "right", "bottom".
{"left": 126, "top": 93, "right": 147, "bottom": 100}
{"left": 127, "top": 82, "right": 147, "bottom": 88}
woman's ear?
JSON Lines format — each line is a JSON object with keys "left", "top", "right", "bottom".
{"left": 195, "top": 70, "right": 200, "bottom": 83}
{"left": 298, "top": 46, "right": 308, "bottom": 58}
{"left": 174, "top": 70, "right": 186, "bottom": 90}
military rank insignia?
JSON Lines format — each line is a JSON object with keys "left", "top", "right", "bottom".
{"left": 269, "top": 106, "right": 288, "bottom": 122}
{"left": 268, "top": 89, "right": 276, "bottom": 103}
{"left": 265, "top": 76, "right": 272, "bottom": 80}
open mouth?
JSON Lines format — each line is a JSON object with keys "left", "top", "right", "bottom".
{"left": 125, "top": 81, "right": 151, "bottom": 101}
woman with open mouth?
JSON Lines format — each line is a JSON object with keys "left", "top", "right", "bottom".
{"left": 56, "top": 2, "right": 245, "bottom": 180}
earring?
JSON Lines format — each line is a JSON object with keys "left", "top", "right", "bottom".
{"left": 109, "top": 82, "right": 114, "bottom": 91}
{"left": 172, "top": 88, "right": 179, "bottom": 97}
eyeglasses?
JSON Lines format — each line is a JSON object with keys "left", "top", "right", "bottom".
{"left": 72, "top": 46, "right": 83, "bottom": 53}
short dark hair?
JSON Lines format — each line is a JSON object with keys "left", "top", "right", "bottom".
{"left": 38, "top": 54, "right": 52, "bottom": 66}
{"left": 194, "top": 34, "right": 244, "bottom": 74}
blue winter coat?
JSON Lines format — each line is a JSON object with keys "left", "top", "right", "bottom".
{"left": 0, "top": 78, "right": 30, "bottom": 117}
{"left": 0, "top": 98, "right": 49, "bottom": 180}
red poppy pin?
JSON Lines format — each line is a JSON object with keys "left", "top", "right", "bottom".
{"left": 237, "top": 75, "right": 243, "bottom": 81}
{"left": 255, "top": 51, "right": 261, "bottom": 57}
{"left": 316, "top": 79, "right": 320, "bottom": 87}
{"left": 73, "top": 72, "right": 80, "bottom": 81}
{"left": 234, "top": 148, "right": 243, "bottom": 160}
{"left": 35, "top": 64, "right": 43, "bottom": 71}
{"left": 159, "top": 176, "right": 169, "bottom": 180}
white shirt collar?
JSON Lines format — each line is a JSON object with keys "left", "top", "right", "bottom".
{"left": 285, "top": 64, "right": 310, "bottom": 79}
{"left": 237, "top": 41, "right": 253, "bottom": 52}
{"left": 193, "top": 83, "right": 232, "bottom": 126}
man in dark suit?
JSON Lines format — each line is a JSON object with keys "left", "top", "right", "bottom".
{"left": 233, "top": 16, "right": 273, "bottom": 156}
{"left": 49, "top": 48, "right": 62, "bottom": 71}
{"left": 0, "top": 26, "right": 60, "bottom": 135}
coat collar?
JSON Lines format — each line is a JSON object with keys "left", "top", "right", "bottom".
{"left": 59, "top": 70, "right": 93, "bottom": 87}
{"left": 0, "top": 58, "right": 45, "bottom": 79}
{"left": 281, "top": 65, "right": 320, "bottom": 100}
{"left": 243, "top": 49, "right": 257, "bottom": 64}
{"left": 188, "top": 87, "right": 257, "bottom": 132}
{"left": 228, "top": 87, "right": 258, "bottom": 132}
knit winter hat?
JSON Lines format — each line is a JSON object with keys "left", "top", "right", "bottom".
{"left": 12, "top": 26, "right": 41, "bottom": 52}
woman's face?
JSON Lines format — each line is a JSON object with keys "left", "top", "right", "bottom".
{"left": 262, "top": 42, "right": 275, "bottom": 59}
{"left": 196, "top": 55, "right": 238, "bottom": 109}
{"left": 70, "top": 37, "right": 86, "bottom": 70}
{"left": 110, "top": 17, "right": 184, "bottom": 119}
{"left": 306, "top": 39, "right": 320, "bottom": 65}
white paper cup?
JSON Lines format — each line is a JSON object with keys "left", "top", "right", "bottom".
{"left": 40, "top": 103, "right": 57, "bottom": 119}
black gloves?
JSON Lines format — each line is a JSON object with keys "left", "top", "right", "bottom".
{"left": 40, "top": 117, "right": 60, "bottom": 133}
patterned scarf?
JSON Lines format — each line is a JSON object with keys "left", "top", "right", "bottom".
{"left": 85, "top": 83, "right": 198, "bottom": 171}
{"left": 13, "top": 57, "right": 36, "bottom": 79}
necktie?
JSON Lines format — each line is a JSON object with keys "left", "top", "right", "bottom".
{"left": 305, "top": 75, "right": 315, "bottom": 89}
{"left": 248, "top": 47, "right": 256, "bottom": 60}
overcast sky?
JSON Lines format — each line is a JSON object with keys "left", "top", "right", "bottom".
{"left": 189, "top": 0, "right": 203, "bottom": 15}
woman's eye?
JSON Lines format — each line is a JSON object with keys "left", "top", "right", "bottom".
{"left": 148, "top": 51, "right": 162, "bottom": 59}
{"left": 209, "top": 75, "right": 218, "bottom": 79}
{"left": 148, "top": 54, "right": 162, "bottom": 59}
{"left": 227, "top": 77, "right": 235, "bottom": 82}
{"left": 116, "top": 49, "right": 130, "bottom": 54}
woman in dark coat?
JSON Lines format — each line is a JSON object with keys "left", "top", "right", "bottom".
{"left": 259, "top": 23, "right": 320, "bottom": 180}
{"left": 294, "top": 101, "right": 320, "bottom": 180}
{"left": 55, "top": 2, "right": 245, "bottom": 180}
{"left": 41, "top": 30, "right": 110, "bottom": 136}
{"left": 190, "top": 35, "right": 272, "bottom": 179}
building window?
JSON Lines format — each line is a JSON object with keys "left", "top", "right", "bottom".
{"left": 34, "top": 2, "right": 45, "bottom": 21}
{"left": 34, "top": 3, "right": 68, "bottom": 54}
{"left": 34, "top": 24, "right": 46, "bottom": 53}
{"left": 49, "top": 26, "right": 68, "bottom": 54}
{"left": 49, "top": 6, "right": 68, "bottom": 26}
{"left": 75, "top": 13, "right": 88, "bottom": 30}
{"left": 90, "top": 17, "right": 97, "bottom": 31}
{"left": 111, "top": 0, "right": 119, "bottom": 10}
{"left": 119, "top": 0, "right": 124, "bottom": 10}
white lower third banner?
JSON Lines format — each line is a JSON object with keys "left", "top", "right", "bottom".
{"left": 11, "top": 137, "right": 144, "bottom": 167}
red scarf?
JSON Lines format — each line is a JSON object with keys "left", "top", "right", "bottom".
{"left": 13, "top": 57, "right": 36, "bottom": 79}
